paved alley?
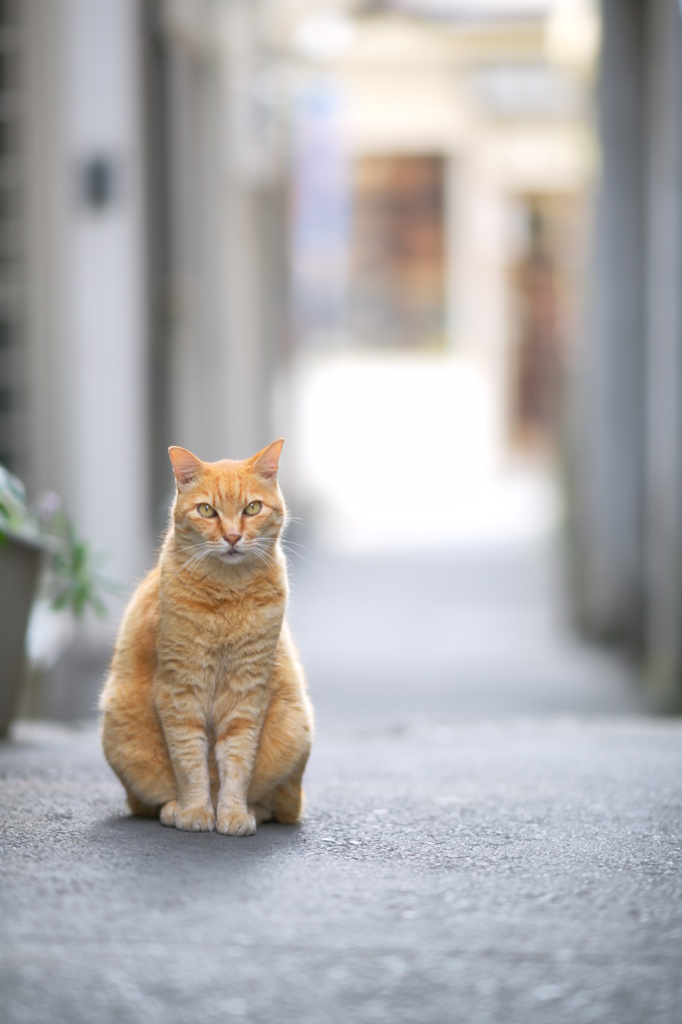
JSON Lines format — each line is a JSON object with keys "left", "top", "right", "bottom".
{"left": 1, "top": 540, "right": 681, "bottom": 1024}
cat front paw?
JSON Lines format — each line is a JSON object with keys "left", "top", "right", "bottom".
{"left": 160, "top": 800, "right": 215, "bottom": 832}
{"left": 160, "top": 800, "right": 180, "bottom": 827}
{"left": 216, "top": 808, "right": 257, "bottom": 837}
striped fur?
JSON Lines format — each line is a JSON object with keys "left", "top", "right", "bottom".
{"left": 99, "top": 440, "right": 314, "bottom": 836}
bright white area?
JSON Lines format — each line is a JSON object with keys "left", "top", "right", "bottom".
{"left": 287, "top": 351, "right": 559, "bottom": 553}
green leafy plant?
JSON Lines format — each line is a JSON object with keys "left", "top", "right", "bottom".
{"left": 43, "top": 513, "right": 119, "bottom": 619}
{"left": 0, "top": 463, "right": 46, "bottom": 547}
{"left": 0, "top": 463, "right": 116, "bottom": 620}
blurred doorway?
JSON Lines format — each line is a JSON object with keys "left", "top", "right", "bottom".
{"left": 506, "top": 194, "right": 580, "bottom": 455}
{"left": 348, "top": 154, "right": 446, "bottom": 350}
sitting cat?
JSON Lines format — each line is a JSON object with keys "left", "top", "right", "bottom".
{"left": 99, "top": 439, "right": 313, "bottom": 836}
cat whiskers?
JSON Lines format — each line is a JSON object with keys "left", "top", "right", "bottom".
{"left": 279, "top": 539, "right": 317, "bottom": 566}
{"left": 171, "top": 542, "right": 215, "bottom": 581}
{"left": 249, "top": 539, "right": 279, "bottom": 571}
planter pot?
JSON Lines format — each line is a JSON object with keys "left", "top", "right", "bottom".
{"left": 0, "top": 532, "right": 47, "bottom": 737}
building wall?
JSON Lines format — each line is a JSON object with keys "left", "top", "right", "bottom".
{"left": 22, "top": 0, "right": 284, "bottom": 586}
{"left": 153, "top": 0, "right": 284, "bottom": 485}
{"left": 570, "top": 0, "right": 682, "bottom": 709}
{"left": 642, "top": 0, "right": 682, "bottom": 705}
{"left": 18, "top": 0, "right": 284, "bottom": 716}
{"left": 24, "top": 0, "right": 151, "bottom": 597}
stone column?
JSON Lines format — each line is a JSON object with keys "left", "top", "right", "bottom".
{"left": 157, "top": 0, "right": 281, "bottom": 475}
{"left": 642, "top": 0, "right": 682, "bottom": 708}
{"left": 569, "top": 0, "right": 646, "bottom": 644}
{"left": 24, "top": 0, "right": 151, "bottom": 591}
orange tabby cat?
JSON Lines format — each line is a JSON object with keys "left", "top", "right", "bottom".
{"left": 99, "top": 439, "right": 313, "bottom": 836}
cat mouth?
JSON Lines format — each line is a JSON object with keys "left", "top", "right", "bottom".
{"left": 221, "top": 549, "right": 243, "bottom": 559}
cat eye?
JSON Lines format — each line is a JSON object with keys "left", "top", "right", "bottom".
{"left": 197, "top": 503, "right": 217, "bottom": 518}
{"left": 243, "top": 501, "right": 262, "bottom": 517}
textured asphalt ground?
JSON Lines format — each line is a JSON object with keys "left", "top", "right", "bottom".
{"left": 2, "top": 542, "right": 681, "bottom": 1024}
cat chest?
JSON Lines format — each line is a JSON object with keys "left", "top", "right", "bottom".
{"left": 190, "top": 632, "right": 276, "bottom": 675}
{"left": 161, "top": 597, "right": 283, "bottom": 683}
{"left": 190, "top": 614, "right": 281, "bottom": 675}
{"left": 196, "top": 645, "right": 273, "bottom": 722}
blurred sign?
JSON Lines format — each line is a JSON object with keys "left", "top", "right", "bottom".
{"left": 80, "top": 156, "right": 119, "bottom": 210}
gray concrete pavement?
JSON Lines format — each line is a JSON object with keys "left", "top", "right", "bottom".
{"left": 291, "top": 541, "right": 649, "bottom": 724}
{"left": 2, "top": 541, "right": 681, "bottom": 1023}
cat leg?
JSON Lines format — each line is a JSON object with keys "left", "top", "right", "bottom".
{"left": 154, "top": 701, "right": 215, "bottom": 832}
{"left": 247, "top": 688, "right": 313, "bottom": 822}
{"left": 125, "top": 789, "right": 160, "bottom": 818}
{"left": 101, "top": 696, "right": 177, "bottom": 815}
{"left": 267, "top": 756, "right": 308, "bottom": 824}
{"left": 153, "top": 671, "right": 217, "bottom": 832}
{"left": 249, "top": 803, "right": 275, "bottom": 825}
{"left": 213, "top": 689, "right": 271, "bottom": 837}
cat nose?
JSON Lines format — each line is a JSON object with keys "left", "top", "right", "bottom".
{"left": 225, "top": 533, "right": 242, "bottom": 547}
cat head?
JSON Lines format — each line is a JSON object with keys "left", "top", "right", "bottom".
{"left": 167, "top": 440, "right": 286, "bottom": 570}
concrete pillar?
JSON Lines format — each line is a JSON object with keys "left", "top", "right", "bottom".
{"left": 158, "top": 0, "right": 280, "bottom": 478}
{"left": 642, "top": 0, "right": 682, "bottom": 708}
{"left": 24, "top": 0, "right": 150, "bottom": 593}
{"left": 63, "top": 0, "right": 150, "bottom": 587}
{"left": 22, "top": 0, "right": 66, "bottom": 495}
{"left": 18, "top": 0, "right": 151, "bottom": 717}
{"left": 569, "top": 0, "right": 646, "bottom": 643}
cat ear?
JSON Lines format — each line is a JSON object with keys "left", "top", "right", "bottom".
{"left": 168, "top": 446, "right": 204, "bottom": 487}
{"left": 250, "top": 438, "right": 284, "bottom": 481}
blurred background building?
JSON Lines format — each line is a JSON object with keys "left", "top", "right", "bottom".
{"left": 1, "top": 0, "right": 681, "bottom": 713}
